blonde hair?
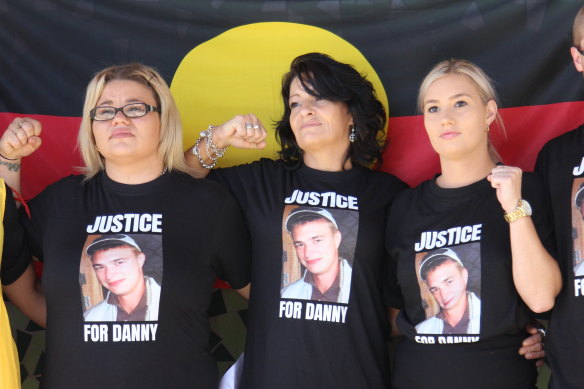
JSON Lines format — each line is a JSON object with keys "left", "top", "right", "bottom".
{"left": 417, "top": 58, "right": 505, "bottom": 163}
{"left": 573, "top": 6, "right": 584, "bottom": 46}
{"left": 78, "top": 63, "right": 188, "bottom": 179}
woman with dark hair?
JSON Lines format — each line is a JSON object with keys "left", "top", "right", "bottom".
{"left": 386, "top": 59, "right": 560, "bottom": 388}
{"left": 186, "top": 52, "right": 407, "bottom": 388}
{"left": 274, "top": 53, "right": 386, "bottom": 166}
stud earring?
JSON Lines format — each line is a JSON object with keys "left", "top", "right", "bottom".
{"left": 349, "top": 125, "right": 356, "bottom": 143}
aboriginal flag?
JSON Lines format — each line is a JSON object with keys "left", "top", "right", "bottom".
{"left": 0, "top": 0, "right": 583, "bottom": 197}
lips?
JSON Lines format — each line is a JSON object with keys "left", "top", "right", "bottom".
{"left": 300, "top": 120, "right": 321, "bottom": 130}
{"left": 304, "top": 258, "right": 321, "bottom": 267}
{"left": 439, "top": 131, "right": 460, "bottom": 139}
{"left": 107, "top": 279, "right": 125, "bottom": 288}
{"left": 110, "top": 128, "right": 134, "bottom": 139}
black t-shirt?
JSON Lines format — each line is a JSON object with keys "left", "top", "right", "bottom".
{"left": 18, "top": 171, "right": 251, "bottom": 389}
{"left": 386, "top": 174, "right": 551, "bottom": 389}
{"left": 1, "top": 182, "right": 29, "bottom": 285}
{"left": 210, "top": 159, "right": 407, "bottom": 389}
{"left": 535, "top": 125, "right": 584, "bottom": 389}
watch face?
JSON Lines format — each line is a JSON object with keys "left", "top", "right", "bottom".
{"left": 521, "top": 200, "right": 532, "bottom": 215}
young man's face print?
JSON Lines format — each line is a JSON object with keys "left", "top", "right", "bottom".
{"left": 426, "top": 259, "right": 469, "bottom": 312}
{"left": 91, "top": 246, "right": 146, "bottom": 297}
{"left": 291, "top": 219, "right": 341, "bottom": 278}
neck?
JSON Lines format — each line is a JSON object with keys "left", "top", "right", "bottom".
{"left": 436, "top": 152, "right": 496, "bottom": 188}
{"left": 105, "top": 160, "right": 166, "bottom": 184}
{"left": 117, "top": 280, "right": 146, "bottom": 314}
{"left": 303, "top": 149, "right": 352, "bottom": 172}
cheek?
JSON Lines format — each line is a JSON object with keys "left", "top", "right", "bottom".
{"left": 92, "top": 126, "right": 106, "bottom": 145}
{"left": 423, "top": 116, "right": 436, "bottom": 133}
{"left": 289, "top": 112, "right": 299, "bottom": 132}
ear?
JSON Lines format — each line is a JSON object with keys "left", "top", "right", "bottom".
{"left": 462, "top": 267, "right": 469, "bottom": 285}
{"left": 570, "top": 47, "right": 584, "bottom": 73}
{"left": 137, "top": 252, "right": 146, "bottom": 267}
{"left": 485, "top": 99, "right": 498, "bottom": 126}
{"left": 334, "top": 230, "right": 342, "bottom": 248}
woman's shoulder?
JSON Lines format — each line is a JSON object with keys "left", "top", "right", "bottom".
{"left": 169, "top": 170, "right": 238, "bottom": 201}
{"left": 37, "top": 174, "right": 85, "bottom": 195}
{"left": 366, "top": 168, "right": 408, "bottom": 188}
{"left": 540, "top": 124, "right": 584, "bottom": 154}
{"left": 209, "top": 158, "right": 289, "bottom": 183}
{"left": 387, "top": 179, "right": 434, "bottom": 212}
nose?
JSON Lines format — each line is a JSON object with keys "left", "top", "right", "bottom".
{"left": 299, "top": 101, "right": 314, "bottom": 117}
{"left": 111, "top": 109, "right": 130, "bottom": 125}
{"left": 437, "top": 288, "right": 447, "bottom": 302}
{"left": 104, "top": 266, "right": 118, "bottom": 282}
{"left": 440, "top": 110, "right": 454, "bottom": 127}
{"left": 304, "top": 242, "right": 319, "bottom": 258}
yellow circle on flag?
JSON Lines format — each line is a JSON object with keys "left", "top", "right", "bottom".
{"left": 171, "top": 22, "right": 388, "bottom": 167}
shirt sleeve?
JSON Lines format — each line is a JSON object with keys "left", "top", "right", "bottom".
{"left": 209, "top": 189, "right": 252, "bottom": 289}
{"left": 383, "top": 191, "right": 409, "bottom": 310}
{"left": 209, "top": 159, "right": 275, "bottom": 206}
{"left": 383, "top": 252, "right": 405, "bottom": 310}
{"left": 1, "top": 185, "right": 31, "bottom": 285}
{"left": 523, "top": 172, "right": 557, "bottom": 258}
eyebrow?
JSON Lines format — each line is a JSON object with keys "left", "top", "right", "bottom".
{"left": 96, "top": 98, "right": 144, "bottom": 106}
{"left": 424, "top": 93, "right": 472, "bottom": 106}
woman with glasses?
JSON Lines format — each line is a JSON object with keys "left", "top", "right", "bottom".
{"left": 386, "top": 59, "right": 561, "bottom": 388}
{"left": 2, "top": 63, "right": 252, "bottom": 389}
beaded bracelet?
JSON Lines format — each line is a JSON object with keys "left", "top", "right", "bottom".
{"left": 191, "top": 125, "right": 228, "bottom": 169}
{"left": 203, "top": 125, "right": 228, "bottom": 158}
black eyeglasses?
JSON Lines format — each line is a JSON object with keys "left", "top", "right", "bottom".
{"left": 90, "top": 103, "right": 160, "bottom": 121}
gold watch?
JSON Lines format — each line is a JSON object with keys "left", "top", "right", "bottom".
{"left": 504, "top": 199, "right": 532, "bottom": 223}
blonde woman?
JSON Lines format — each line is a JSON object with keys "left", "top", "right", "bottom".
{"left": 3, "top": 63, "right": 251, "bottom": 389}
{"left": 386, "top": 59, "right": 561, "bottom": 388}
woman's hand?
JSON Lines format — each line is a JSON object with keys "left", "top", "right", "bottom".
{"left": 212, "top": 114, "right": 267, "bottom": 150}
{"left": 0, "top": 117, "right": 42, "bottom": 160}
{"left": 519, "top": 323, "right": 546, "bottom": 367}
{"left": 487, "top": 165, "right": 522, "bottom": 213}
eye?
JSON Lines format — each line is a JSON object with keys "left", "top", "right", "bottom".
{"left": 289, "top": 102, "right": 299, "bottom": 109}
{"left": 455, "top": 100, "right": 467, "bottom": 108}
{"left": 93, "top": 265, "right": 104, "bottom": 271}
{"left": 126, "top": 104, "right": 146, "bottom": 114}
{"left": 427, "top": 106, "right": 439, "bottom": 113}
{"left": 94, "top": 107, "right": 115, "bottom": 118}
{"left": 293, "top": 242, "right": 304, "bottom": 248}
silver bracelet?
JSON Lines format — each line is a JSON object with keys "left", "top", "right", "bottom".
{"left": 192, "top": 136, "right": 217, "bottom": 169}
{"left": 191, "top": 125, "right": 227, "bottom": 169}
{"left": 202, "top": 125, "right": 228, "bottom": 158}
